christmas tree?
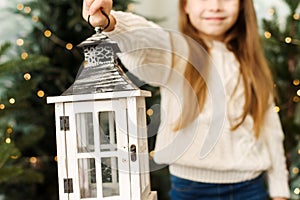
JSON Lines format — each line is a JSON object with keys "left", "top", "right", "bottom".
{"left": 0, "top": 40, "right": 50, "bottom": 198}
{"left": 262, "top": 0, "right": 300, "bottom": 199}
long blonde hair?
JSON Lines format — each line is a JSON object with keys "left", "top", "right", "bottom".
{"left": 175, "top": 0, "right": 274, "bottom": 137}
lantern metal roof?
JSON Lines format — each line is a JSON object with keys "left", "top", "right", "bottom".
{"left": 62, "top": 33, "right": 139, "bottom": 96}
{"left": 47, "top": 33, "right": 151, "bottom": 104}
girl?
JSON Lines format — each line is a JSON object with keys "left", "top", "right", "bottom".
{"left": 82, "top": 0, "right": 290, "bottom": 199}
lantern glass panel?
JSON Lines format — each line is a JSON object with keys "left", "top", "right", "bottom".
{"left": 76, "top": 113, "right": 95, "bottom": 153}
{"left": 99, "top": 111, "right": 117, "bottom": 152}
{"left": 101, "top": 157, "right": 120, "bottom": 197}
{"left": 78, "top": 158, "right": 97, "bottom": 198}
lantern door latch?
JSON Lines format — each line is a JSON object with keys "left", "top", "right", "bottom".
{"left": 60, "top": 116, "right": 70, "bottom": 131}
{"left": 64, "top": 178, "right": 73, "bottom": 193}
{"left": 130, "top": 144, "right": 137, "bottom": 162}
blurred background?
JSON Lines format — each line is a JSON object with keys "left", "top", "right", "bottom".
{"left": 0, "top": 0, "right": 299, "bottom": 199}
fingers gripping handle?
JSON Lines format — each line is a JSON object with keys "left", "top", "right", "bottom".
{"left": 88, "top": 10, "right": 110, "bottom": 33}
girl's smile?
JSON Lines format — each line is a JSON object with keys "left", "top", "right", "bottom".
{"left": 184, "top": 0, "right": 240, "bottom": 41}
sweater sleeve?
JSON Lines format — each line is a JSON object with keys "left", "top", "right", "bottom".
{"left": 104, "top": 11, "right": 174, "bottom": 86}
{"left": 261, "top": 103, "right": 290, "bottom": 198}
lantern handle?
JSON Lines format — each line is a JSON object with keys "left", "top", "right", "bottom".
{"left": 88, "top": 10, "right": 110, "bottom": 34}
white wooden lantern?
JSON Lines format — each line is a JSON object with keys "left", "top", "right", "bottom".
{"left": 47, "top": 32, "right": 157, "bottom": 200}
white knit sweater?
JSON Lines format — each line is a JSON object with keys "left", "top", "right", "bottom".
{"left": 106, "top": 11, "right": 290, "bottom": 198}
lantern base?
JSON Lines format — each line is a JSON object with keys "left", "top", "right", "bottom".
{"left": 147, "top": 191, "right": 158, "bottom": 200}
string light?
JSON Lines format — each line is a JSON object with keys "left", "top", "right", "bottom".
{"left": 297, "top": 89, "right": 300, "bottom": 97}
{"left": 147, "top": 108, "right": 154, "bottom": 116}
{"left": 32, "top": 16, "right": 39, "bottom": 23}
{"left": 65, "top": 43, "right": 73, "bottom": 50}
{"left": 264, "top": 31, "right": 272, "bottom": 39}
{"left": 39, "top": 26, "right": 82, "bottom": 57}
{"left": 127, "top": 3, "right": 135, "bottom": 12}
{"left": 21, "top": 52, "right": 29, "bottom": 60}
{"left": 11, "top": 155, "right": 19, "bottom": 160}
{"left": 293, "top": 79, "right": 300, "bottom": 86}
{"left": 54, "top": 156, "right": 58, "bottom": 162}
{"left": 5, "top": 138, "right": 11, "bottom": 144}
{"left": 44, "top": 30, "right": 52, "bottom": 38}
{"left": 9, "top": 98, "right": 16, "bottom": 105}
{"left": 292, "top": 167, "right": 299, "bottom": 174}
{"left": 0, "top": 104, "right": 5, "bottom": 110}
{"left": 6, "top": 128, "right": 13, "bottom": 134}
{"left": 16, "top": 4, "right": 24, "bottom": 11}
{"left": 37, "top": 90, "right": 45, "bottom": 98}
{"left": 268, "top": 8, "right": 275, "bottom": 16}
{"left": 285, "top": 37, "right": 292, "bottom": 44}
{"left": 24, "top": 73, "right": 31, "bottom": 81}
{"left": 274, "top": 106, "right": 280, "bottom": 113}
{"left": 293, "top": 13, "right": 300, "bottom": 20}
{"left": 294, "top": 188, "right": 300, "bottom": 195}
{"left": 149, "top": 150, "right": 155, "bottom": 158}
{"left": 29, "top": 157, "right": 38, "bottom": 166}
{"left": 298, "top": 149, "right": 300, "bottom": 155}
{"left": 24, "top": 6, "right": 31, "bottom": 14}
{"left": 293, "top": 96, "right": 300, "bottom": 103}
{"left": 16, "top": 38, "right": 24, "bottom": 46}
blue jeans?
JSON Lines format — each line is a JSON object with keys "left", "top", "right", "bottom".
{"left": 169, "top": 174, "right": 268, "bottom": 200}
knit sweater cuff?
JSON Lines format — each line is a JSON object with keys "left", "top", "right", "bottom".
{"left": 267, "top": 172, "right": 290, "bottom": 198}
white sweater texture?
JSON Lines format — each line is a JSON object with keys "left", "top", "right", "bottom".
{"left": 106, "top": 11, "right": 290, "bottom": 198}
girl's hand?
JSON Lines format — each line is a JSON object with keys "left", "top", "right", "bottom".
{"left": 82, "top": 0, "right": 114, "bottom": 29}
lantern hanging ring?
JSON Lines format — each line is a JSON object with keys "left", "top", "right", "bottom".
{"left": 88, "top": 10, "right": 110, "bottom": 34}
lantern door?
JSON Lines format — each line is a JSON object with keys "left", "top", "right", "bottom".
{"left": 57, "top": 99, "right": 131, "bottom": 200}
{"left": 127, "top": 97, "right": 152, "bottom": 200}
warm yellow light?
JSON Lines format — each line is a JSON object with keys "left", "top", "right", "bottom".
{"left": 285, "top": 37, "right": 292, "bottom": 44}
{"left": 37, "top": 90, "right": 45, "bottom": 98}
{"left": 66, "top": 43, "right": 73, "bottom": 50}
{"left": 127, "top": 3, "right": 135, "bottom": 12}
{"left": 16, "top": 38, "right": 24, "bottom": 46}
{"left": 264, "top": 31, "right": 272, "bottom": 39}
{"left": 24, "top": 6, "right": 31, "bottom": 14}
{"left": 24, "top": 73, "right": 31, "bottom": 81}
{"left": 21, "top": 52, "right": 29, "bottom": 60}
{"left": 11, "top": 155, "right": 19, "bottom": 160}
{"left": 44, "top": 30, "right": 52, "bottom": 38}
{"left": 149, "top": 150, "right": 155, "bottom": 158}
{"left": 0, "top": 104, "right": 5, "bottom": 110}
{"left": 29, "top": 157, "right": 38, "bottom": 164}
{"left": 6, "top": 128, "right": 13, "bottom": 134}
{"left": 293, "top": 79, "right": 300, "bottom": 86}
{"left": 274, "top": 106, "right": 280, "bottom": 113}
{"left": 293, "top": 167, "right": 300, "bottom": 174}
{"left": 54, "top": 156, "right": 58, "bottom": 162}
{"left": 297, "top": 89, "right": 300, "bottom": 97}
{"left": 32, "top": 16, "right": 39, "bottom": 22}
{"left": 268, "top": 8, "right": 275, "bottom": 16}
{"left": 147, "top": 108, "right": 154, "bottom": 116}
{"left": 293, "top": 96, "right": 300, "bottom": 103}
{"left": 5, "top": 138, "right": 11, "bottom": 144}
{"left": 9, "top": 98, "right": 16, "bottom": 105}
{"left": 294, "top": 188, "right": 300, "bottom": 195}
{"left": 298, "top": 149, "right": 300, "bottom": 155}
{"left": 293, "top": 13, "right": 300, "bottom": 20}
{"left": 16, "top": 4, "right": 24, "bottom": 11}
